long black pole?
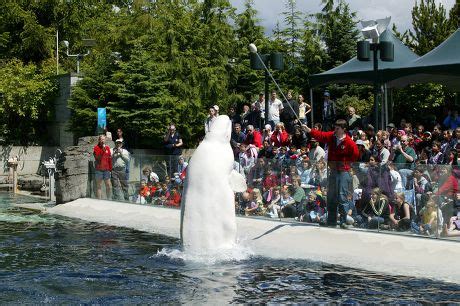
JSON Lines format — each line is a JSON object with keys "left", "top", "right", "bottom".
{"left": 373, "top": 43, "right": 379, "bottom": 131}
{"left": 264, "top": 69, "right": 269, "bottom": 126}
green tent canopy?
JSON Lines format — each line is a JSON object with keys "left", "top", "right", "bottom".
{"left": 385, "top": 28, "right": 460, "bottom": 90}
{"left": 309, "top": 30, "right": 419, "bottom": 88}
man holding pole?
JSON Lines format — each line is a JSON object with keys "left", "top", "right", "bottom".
{"left": 302, "top": 119, "right": 359, "bottom": 227}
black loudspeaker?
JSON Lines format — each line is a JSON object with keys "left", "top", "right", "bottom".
{"left": 380, "top": 41, "right": 394, "bottom": 62}
{"left": 357, "top": 41, "right": 370, "bottom": 61}
{"left": 250, "top": 53, "right": 268, "bottom": 70}
{"left": 270, "top": 53, "right": 284, "bottom": 70}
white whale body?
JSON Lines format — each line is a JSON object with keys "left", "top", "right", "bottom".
{"left": 180, "top": 115, "right": 246, "bottom": 252}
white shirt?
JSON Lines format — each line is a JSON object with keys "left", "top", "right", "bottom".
{"left": 268, "top": 98, "right": 283, "bottom": 122}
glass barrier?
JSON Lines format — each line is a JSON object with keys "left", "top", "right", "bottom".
{"left": 83, "top": 151, "right": 460, "bottom": 241}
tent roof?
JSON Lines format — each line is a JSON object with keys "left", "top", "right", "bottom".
{"left": 309, "top": 30, "right": 419, "bottom": 88}
{"left": 386, "top": 29, "right": 460, "bottom": 90}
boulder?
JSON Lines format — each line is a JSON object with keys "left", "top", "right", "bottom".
{"left": 55, "top": 136, "right": 114, "bottom": 204}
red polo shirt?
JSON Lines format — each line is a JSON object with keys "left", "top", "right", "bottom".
{"left": 93, "top": 144, "right": 112, "bottom": 171}
{"left": 310, "top": 129, "right": 359, "bottom": 171}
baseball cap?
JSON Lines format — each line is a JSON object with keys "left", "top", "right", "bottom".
{"left": 386, "top": 123, "right": 395, "bottom": 128}
{"left": 323, "top": 91, "right": 330, "bottom": 97}
{"left": 115, "top": 138, "right": 123, "bottom": 143}
{"left": 213, "top": 105, "right": 219, "bottom": 112}
{"left": 356, "top": 139, "right": 365, "bottom": 146}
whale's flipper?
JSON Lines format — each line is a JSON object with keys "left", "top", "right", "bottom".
{"left": 229, "top": 170, "right": 247, "bottom": 192}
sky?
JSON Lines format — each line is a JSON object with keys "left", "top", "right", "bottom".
{"left": 229, "top": 0, "right": 456, "bottom": 36}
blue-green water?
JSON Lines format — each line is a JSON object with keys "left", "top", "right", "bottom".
{"left": 0, "top": 193, "right": 459, "bottom": 304}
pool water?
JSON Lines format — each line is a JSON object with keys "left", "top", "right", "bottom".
{"left": 0, "top": 193, "right": 459, "bottom": 304}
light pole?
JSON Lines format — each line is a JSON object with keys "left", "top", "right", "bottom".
{"left": 62, "top": 39, "right": 95, "bottom": 74}
{"left": 357, "top": 17, "right": 393, "bottom": 131}
{"left": 249, "top": 44, "right": 300, "bottom": 125}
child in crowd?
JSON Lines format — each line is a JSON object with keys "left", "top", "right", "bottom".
{"left": 245, "top": 188, "right": 263, "bottom": 216}
{"left": 412, "top": 198, "right": 440, "bottom": 236}
{"left": 266, "top": 187, "right": 281, "bottom": 218}
{"left": 135, "top": 179, "right": 150, "bottom": 204}
{"left": 165, "top": 187, "right": 181, "bottom": 207}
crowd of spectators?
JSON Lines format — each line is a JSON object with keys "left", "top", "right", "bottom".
{"left": 228, "top": 90, "right": 460, "bottom": 238}
{"left": 95, "top": 91, "right": 460, "bottom": 238}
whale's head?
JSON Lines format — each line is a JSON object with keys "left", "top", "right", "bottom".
{"left": 206, "top": 115, "right": 232, "bottom": 143}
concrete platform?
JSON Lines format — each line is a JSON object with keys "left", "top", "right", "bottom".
{"left": 46, "top": 198, "right": 460, "bottom": 284}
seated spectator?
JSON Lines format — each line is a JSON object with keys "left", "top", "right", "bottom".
{"left": 231, "top": 123, "right": 246, "bottom": 159}
{"left": 361, "top": 187, "right": 391, "bottom": 229}
{"left": 413, "top": 166, "right": 432, "bottom": 212}
{"left": 263, "top": 167, "right": 279, "bottom": 189}
{"left": 392, "top": 135, "right": 417, "bottom": 189}
{"left": 243, "top": 125, "right": 263, "bottom": 149}
{"left": 341, "top": 200, "right": 359, "bottom": 227}
{"left": 412, "top": 198, "right": 441, "bottom": 236}
{"left": 270, "top": 122, "right": 290, "bottom": 148}
{"left": 291, "top": 175, "right": 306, "bottom": 215}
{"left": 308, "top": 138, "right": 325, "bottom": 162}
{"left": 442, "top": 213, "right": 460, "bottom": 237}
{"left": 279, "top": 187, "right": 296, "bottom": 218}
{"left": 135, "top": 179, "right": 150, "bottom": 204}
{"left": 445, "top": 148, "right": 459, "bottom": 165}
{"left": 274, "top": 146, "right": 289, "bottom": 169}
{"left": 291, "top": 125, "right": 308, "bottom": 149}
{"left": 259, "top": 139, "right": 276, "bottom": 159}
{"left": 309, "top": 158, "right": 328, "bottom": 188}
{"left": 237, "top": 191, "right": 251, "bottom": 215}
{"left": 302, "top": 190, "right": 326, "bottom": 223}
{"left": 176, "top": 156, "right": 188, "bottom": 181}
{"left": 298, "top": 158, "right": 313, "bottom": 186}
{"left": 356, "top": 139, "right": 371, "bottom": 163}
{"left": 388, "top": 162, "right": 404, "bottom": 193}
{"left": 141, "top": 167, "right": 160, "bottom": 184}
{"left": 245, "top": 188, "right": 263, "bottom": 216}
{"left": 238, "top": 143, "right": 257, "bottom": 174}
{"left": 247, "top": 158, "right": 266, "bottom": 188}
{"left": 262, "top": 124, "right": 273, "bottom": 143}
{"left": 165, "top": 187, "right": 181, "bottom": 207}
{"left": 390, "top": 192, "right": 415, "bottom": 231}
{"left": 428, "top": 140, "right": 442, "bottom": 165}
{"left": 266, "top": 187, "right": 281, "bottom": 218}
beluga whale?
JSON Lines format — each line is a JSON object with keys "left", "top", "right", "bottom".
{"left": 180, "top": 115, "right": 247, "bottom": 253}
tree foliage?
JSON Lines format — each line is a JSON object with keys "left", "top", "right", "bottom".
{"left": 1, "top": 0, "right": 457, "bottom": 146}
{"left": 0, "top": 59, "right": 58, "bottom": 144}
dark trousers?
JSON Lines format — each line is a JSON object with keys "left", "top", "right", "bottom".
{"left": 327, "top": 170, "right": 352, "bottom": 226}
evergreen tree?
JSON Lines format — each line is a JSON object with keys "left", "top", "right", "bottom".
{"left": 316, "top": 0, "right": 360, "bottom": 70}
{"left": 408, "top": 0, "right": 452, "bottom": 55}
{"left": 231, "top": 0, "right": 267, "bottom": 103}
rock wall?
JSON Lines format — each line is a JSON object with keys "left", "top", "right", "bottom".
{"left": 55, "top": 136, "right": 114, "bottom": 204}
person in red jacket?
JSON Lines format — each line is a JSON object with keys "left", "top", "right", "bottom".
{"left": 270, "top": 122, "right": 290, "bottom": 148}
{"left": 93, "top": 135, "right": 113, "bottom": 199}
{"left": 243, "top": 125, "right": 263, "bottom": 149}
{"left": 302, "top": 119, "right": 359, "bottom": 227}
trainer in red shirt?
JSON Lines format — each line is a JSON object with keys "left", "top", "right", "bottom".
{"left": 302, "top": 119, "right": 359, "bottom": 227}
